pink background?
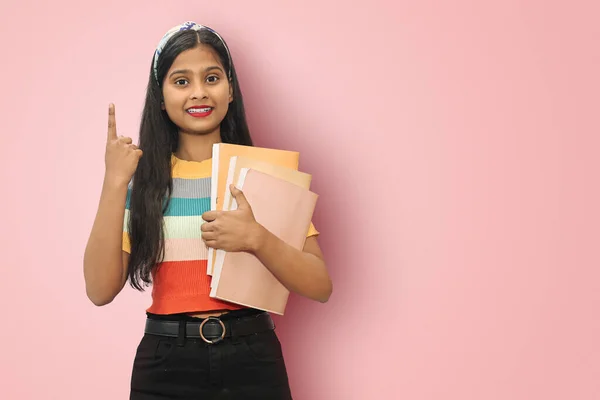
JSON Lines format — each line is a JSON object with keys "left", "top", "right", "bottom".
{"left": 1, "top": 1, "right": 599, "bottom": 399}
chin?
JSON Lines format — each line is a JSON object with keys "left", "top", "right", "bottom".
{"left": 180, "top": 124, "right": 221, "bottom": 136}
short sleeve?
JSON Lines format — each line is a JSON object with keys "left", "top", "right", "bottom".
{"left": 122, "top": 231, "right": 131, "bottom": 253}
{"left": 307, "top": 222, "right": 319, "bottom": 237}
{"left": 122, "top": 187, "right": 132, "bottom": 253}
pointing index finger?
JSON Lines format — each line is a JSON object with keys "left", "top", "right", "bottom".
{"left": 107, "top": 103, "right": 117, "bottom": 140}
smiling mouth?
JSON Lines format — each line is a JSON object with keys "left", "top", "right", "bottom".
{"left": 187, "top": 107, "right": 212, "bottom": 113}
{"left": 186, "top": 107, "right": 214, "bottom": 117}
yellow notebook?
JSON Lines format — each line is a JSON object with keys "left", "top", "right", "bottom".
{"left": 208, "top": 143, "right": 300, "bottom": 275}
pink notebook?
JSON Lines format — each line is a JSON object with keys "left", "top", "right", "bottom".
{"left": 209, "top": 168, "right": 318, "bottom": 315}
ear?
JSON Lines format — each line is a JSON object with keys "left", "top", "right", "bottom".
{"left": 161, "top": 101, "right": 166, "bottom": 110}
{"left": 229, "top": 80, "right": 234, "bottom": 103}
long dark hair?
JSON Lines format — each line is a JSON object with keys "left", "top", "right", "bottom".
{"left": 127, "top": 29, "right": 253, "bottom": 290}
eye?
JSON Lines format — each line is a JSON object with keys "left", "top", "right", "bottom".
{"left": 174, "top": 78, "right": 188, "bottom": 85}
{"left": 206, "top": 75, "right": 220, "bottom": 84}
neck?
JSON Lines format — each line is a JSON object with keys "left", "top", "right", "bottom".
{"left": 175, "top": 129, "right": 221, "bottom": 162}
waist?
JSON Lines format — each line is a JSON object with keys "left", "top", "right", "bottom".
{"left": 144, "top": 310, "right": 274, "bottom": 344}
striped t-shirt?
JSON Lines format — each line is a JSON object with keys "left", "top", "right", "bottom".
{"left": 122, "top": 154, "right": 318, "bottom": 315}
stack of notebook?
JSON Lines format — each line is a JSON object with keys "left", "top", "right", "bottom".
{"left": 206, "top": 143, "right": 318, "bottom": 315}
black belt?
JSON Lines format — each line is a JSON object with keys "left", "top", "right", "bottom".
{"left": 144, "top": 312, "right": 274, "bottom": 344}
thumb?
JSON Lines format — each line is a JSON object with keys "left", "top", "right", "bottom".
{"left": 230, "top": 184, "right": 249, "bottom": 208}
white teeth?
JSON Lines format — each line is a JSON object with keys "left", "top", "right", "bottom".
{"left": 188, "top": 108, "right": 212, "bottom": 113}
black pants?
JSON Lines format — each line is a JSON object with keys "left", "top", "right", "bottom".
{"left": 130, "top": 310, "right": 293, "bottom": 399}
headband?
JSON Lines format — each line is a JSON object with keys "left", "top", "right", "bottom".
{"left": 153, "top": 21, "right": 233, "bottom": 83}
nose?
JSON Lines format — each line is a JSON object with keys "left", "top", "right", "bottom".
{"left": 189, "top": 80, "right": 208, "bottom": 100}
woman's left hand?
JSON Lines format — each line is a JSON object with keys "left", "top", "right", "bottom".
{"left": 201, "top": 184, "right": 262, "bottom": 252}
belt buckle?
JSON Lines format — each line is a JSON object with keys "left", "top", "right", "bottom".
{"left": 199, "top": 316, "right": 226, "bottom": 344}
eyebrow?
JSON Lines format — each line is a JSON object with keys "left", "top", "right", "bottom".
{"left": 168, "top": 66, "right": 224, "bottom": 78}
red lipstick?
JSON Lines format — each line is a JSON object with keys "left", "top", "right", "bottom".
{"left": 186, "top": 105, "right": 213, "bottom": 118}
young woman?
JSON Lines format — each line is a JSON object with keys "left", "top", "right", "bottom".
{"left": 83, "top": 21, "right": 332, "bottom": 399}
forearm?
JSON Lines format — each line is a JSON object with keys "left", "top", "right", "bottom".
{"left": 83, "top": 176, "right": 129, "bottom": 305}
{"left": 251, "top": 225, "right": 332, "bottom": 303}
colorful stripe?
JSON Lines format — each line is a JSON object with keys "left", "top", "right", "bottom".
{"left": 162, "top": 238, "right": 208, "bottom": 262}
{"left": 147, "top": 260, "right": 242, "bottom": 314}
{"left": 124, "top": 210, "right": 206, "bottom": 239}
{"left": 126, "top": 191, "right": 210, "bottom": 216}
{"left": 170, "top": 177, "right": 211, "bottom": 198}
{"left": 125, "top": 177, "right": 210, "bottom": 203}
{"left": 163, "top": 197, "right": 211, "bottom": 216}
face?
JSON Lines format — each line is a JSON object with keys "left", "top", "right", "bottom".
{"left": 161, "top": 44, "right": 233, "bottom": 136}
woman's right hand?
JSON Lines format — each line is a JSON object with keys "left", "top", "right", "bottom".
{"left": 104, "top": 103, "right": 143, "bottom": 186}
